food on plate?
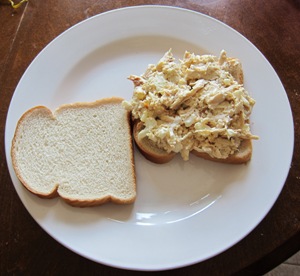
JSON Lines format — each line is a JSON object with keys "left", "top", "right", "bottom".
{"left": 123, "top": 49, "right": 258, "bottom": 163}
{"left": 11, "top": 97, "right": 136, "bottom": 207}
{"left": 133, "top": 120, "right": 176, "bottom": 164}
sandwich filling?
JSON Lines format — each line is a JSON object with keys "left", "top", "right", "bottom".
{"left": 123, "top": 50, "right": 258, "bottom": 161}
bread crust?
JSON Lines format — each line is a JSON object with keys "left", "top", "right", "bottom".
{"left": 11, "top": 97, "right": 136, "bottom": 207}
{"left": 11, "top": 106, "right": 60, "bottom": 198}
{"left": 191, "top": 139, "right": 252, "bottom": 164}
{"left": 133, "top": 120, "right": 175, "bottom": 164}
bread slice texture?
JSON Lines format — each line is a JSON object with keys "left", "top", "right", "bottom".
{"left": 11, "top": 97, "right": 136, "bottom": 207}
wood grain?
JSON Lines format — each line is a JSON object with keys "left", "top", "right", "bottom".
{"left": 0, "top": 0, "right": 299, "bottom": 274}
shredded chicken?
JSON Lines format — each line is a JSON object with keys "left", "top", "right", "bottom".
{"left": 123, "top": 49, "right": 258, "bottom": 160}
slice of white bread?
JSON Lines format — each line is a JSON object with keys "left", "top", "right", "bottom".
{"left": 11, "top": 97, "right": 136, "bottom": 207}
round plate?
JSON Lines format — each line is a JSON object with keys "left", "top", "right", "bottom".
{"left": 5, "top": 5, "right": 294, "bottom": 271}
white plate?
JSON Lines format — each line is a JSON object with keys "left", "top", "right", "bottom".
{"left": 5, "top": 5, "right": 294, "bottom": 271}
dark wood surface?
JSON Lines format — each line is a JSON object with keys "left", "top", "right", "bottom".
{"left": 1, "top": 0, "right": 299, "bottom": 275}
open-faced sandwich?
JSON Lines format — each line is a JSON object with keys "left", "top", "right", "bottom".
{"left": 123, "top": 49, "right": 258, "bottom": 164}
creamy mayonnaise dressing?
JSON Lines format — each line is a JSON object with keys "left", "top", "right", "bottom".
{"left": 123, "top": 50, "right": 258, "bottom": 160}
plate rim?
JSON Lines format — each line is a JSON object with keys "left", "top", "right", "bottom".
{"left": 4, "top": 5, "right": 294, "bottom": 271}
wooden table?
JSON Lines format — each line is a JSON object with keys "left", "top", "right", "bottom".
{"left": 1, "top": 0, "right": 299, "bottom": 274}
